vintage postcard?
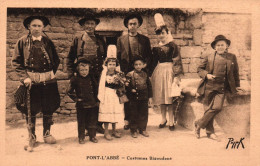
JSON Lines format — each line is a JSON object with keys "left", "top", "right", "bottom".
{"left": 1, "top": 0, "right": 260, "bottom": 165}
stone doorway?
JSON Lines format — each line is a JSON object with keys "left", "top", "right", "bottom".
{"left": 96, "top": 31, "right": 123, "bottom": 46}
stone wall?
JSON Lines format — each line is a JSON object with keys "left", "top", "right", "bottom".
{"left": 6, "top": 9, "right": 251, "bottom": 124}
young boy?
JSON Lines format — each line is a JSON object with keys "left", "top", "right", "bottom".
{"left": 126, "top": 56, "right": 153, "bottom": 138}
{"left": 195, "top": 35, "right": 241, "bottom": 141}
{"left": 67, "top": 57, "right": 99, "bottom": 144}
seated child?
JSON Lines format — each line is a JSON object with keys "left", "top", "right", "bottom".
{"left": 67, "top": 57, "right": 99, "bottom": 144}
{"left": 126, "top": 56, "right": 153, "bottom": 138}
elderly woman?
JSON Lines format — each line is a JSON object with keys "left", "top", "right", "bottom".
{"left": 150, "top": 25, "right": 183, "bottom": 131}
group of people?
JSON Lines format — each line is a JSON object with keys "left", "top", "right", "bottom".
{"left": 12, "top": 12, "right": 241, "bottom": 145}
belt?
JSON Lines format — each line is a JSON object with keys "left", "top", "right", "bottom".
{"left": 27, "top": 70, "right": 55, "bottom": 83}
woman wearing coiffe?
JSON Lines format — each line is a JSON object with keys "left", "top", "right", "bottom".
{"left": 150, "top": 13, "right": 183, "bottom": 131}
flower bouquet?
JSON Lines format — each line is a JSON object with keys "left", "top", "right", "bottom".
{"left": 114, "top": 71, "right": 129, "bottom": 104}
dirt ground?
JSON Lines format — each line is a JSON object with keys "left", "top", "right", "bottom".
{"left": 3, "top": 110, "right": 252, "bottom": 166}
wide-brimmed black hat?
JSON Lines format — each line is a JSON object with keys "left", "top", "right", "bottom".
{"left": 23, "top": 16, "right": 50, "bottom": 29}
{"left": 78, "top": 13, "right": 100, "bottom": 26}
{"left": 211, "top": 35, "right": 231, "bottom": 49}
{"left": 123, "top": 13, "right": 143, "bottom": 28}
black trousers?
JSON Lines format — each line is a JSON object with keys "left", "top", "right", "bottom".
{"left": 124, "top": 102, "right": 131, "bottom": 122}
{"left": 196, "top": 90, "right": 225, "bottom": 134}
{"left": 129, "top": 100, "right": 148, "bottom": 133}
{"left": 77, "top": 106, "right": 98, "bottom": 139}
{"left": 30, "top": 82, "right": 60, "bottom": 115}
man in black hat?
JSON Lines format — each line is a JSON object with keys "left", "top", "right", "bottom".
{"left": 67, "top": 13, "right": 106, "bottom": 134}
{"left": 117, "top": 13, "right": 152, "bottom": 130}
{"left": 12, "top": 16, "right": 60, "bottom": 144}
{"left": 195, "top": 35, "right": 241, "bottom": 141}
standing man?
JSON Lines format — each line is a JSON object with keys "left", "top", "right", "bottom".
{"left": 67, "top": 13, "right": 106, "bottom": 134}
{"left": 12, "top": 16, "right": 60, "bottom": 144}
{"left": 195, "top": 35, "right": 241, "bottom": 141}
{"left": 117, "top": 13, "right": 152, "bottom": 130}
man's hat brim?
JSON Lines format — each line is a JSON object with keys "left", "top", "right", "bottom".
{"left": 78, "top": 17, "right": 100, "bottom": 26}
{"left": 123, "top": 14, "right": 143, "bottom": 28}
{"left": 211, "top": 35, "right": 231, "bottom": 49}
{"left": 23, "top": 16, "right": 50, "bottom": 29}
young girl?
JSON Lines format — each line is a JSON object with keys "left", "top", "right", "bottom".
{"left": 150, "top": 15, "right": 183, "bottom": 131}
{"left": 98, "top": 45, "right": 124, "bottom": 140}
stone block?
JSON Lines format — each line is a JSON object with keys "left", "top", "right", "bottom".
{"left": 65, "top": 103, "right": 76, "bottom": 110}
{"left": 7, "top": 40, "right": 17, "bottom": 47}
{"left": 55, "top": 107, "right": 61, "bottom": 113}
{"left": 6, "top": 113, "right": 23, "bottom": 122}
{"left": 56, "top": 70, "right": 69, "bottom": 80}
{"left": 18, "top": 31, "right": 29, "bottom": 38}
{"left": 193, "top": 29, "right": 203, "bottom": 46}
{"left": 72, "top": 23, "right": 82, "bottom": 31}
{"left": 52, "top": 113, "right": 59, "bottom": 117}
{"left": 189, "top": 58, "right": 202, "bottom": 73}
{"left": 178, "top": 21, "right": 185, "bottom": 29}
{"left": 53, "top": 40, "right": 70, "bottom": 48}
{"left": 172, "top": 33, "right": 193, "bottom": 40}
{"left": 215, "top": 99, "right": 250, "bottom": 137}
{"left": 202, "top": 34, "right": 214, "bottom": 44}
{"left": 187, "top": 11, "right": 202, "bottom": 29}
{"left": 50, "top": 17, "right": 61, "bottom": 27}
{"left": 174, "top": 39, "right": 188, "bottom": 46}
{"left": 7, "top": 22, "right": 24, "bottom": 31}
{"left": 7, "top": 31, "right": 20, "bottom": 39}
{"left": 63, "top": 95, "right": 74, "bottom": 103}
{"left": 6, "top": 94, "right": 15, "bottom": 109}
{"left": 180, "top": 46, "right": 202, "bottom": 58}
{"left": 58, "top": 64, "right": 63, "bottom": 70}
{"left": 64, "top": 28, "right": 75, "bottom": 34}
{"left": 188, "top": 40, "right": 195, "bottom": 46}
{"left": 60, "top": 110, "right": 71, "bottom": 115}
{"left": 6, "top": 57, "right": 12, "bottom": 67}
{"left": 8, "top": 72, "right": 21, "bottom": 81}
{"left": 182, "top": 64, "right": 189, "bottom": 73}
{"left": 177, "top": 78, "right": 250, "bottom": 137}
{"left": 71, "top": 109, "right": 77, "bottom": 114}
{"left": 50, "top": 27, "right": 65, "bottom": 33}
{"left": 57, "top": 80, "right": 70, "bottom": 94}
{"left": 47, "top": 33, "right": 68, "bottom": 40}
{"left": 181, "top": 58, "right": 190, "bottom": 64}
{"left": 6, "top": 81, "right": 20, "bottom": 93}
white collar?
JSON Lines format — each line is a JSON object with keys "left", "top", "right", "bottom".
{"left": 32, "top": 36, "right": 42, "bottom": 41}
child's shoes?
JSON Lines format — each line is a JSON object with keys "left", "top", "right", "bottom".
{"left": 79, "top": 138, "right": 85, "bottom": 144}
{"left": 90, "top": 137, "right": 98, "bottom": 143}
{"left": 139, "top": 130, "right": 149, "bottom": 137}
{"left": 112, "top": 131, "right": 122, "bottom": 138}
{"left": 131, "top": 132, "right": 138, "bottom": 138}
{"left": 104, "top": 134, "right": 113, "bottom": 141}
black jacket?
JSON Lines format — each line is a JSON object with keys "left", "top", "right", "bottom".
{"left": 67, "top": 75, "right": 99, "bottom": 108}
{"left": 126, "top": 70, "right": 153, "bottom": 101}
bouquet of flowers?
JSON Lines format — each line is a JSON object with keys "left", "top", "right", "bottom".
{"left": 114, "top": 71, "right": 130, "bottom": 104}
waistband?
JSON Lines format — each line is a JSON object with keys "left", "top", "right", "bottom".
{"left": 27, "top": 70, "right": 55, "bottom": 83}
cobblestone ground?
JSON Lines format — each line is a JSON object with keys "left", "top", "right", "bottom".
{"left": 4, "top": 110, "right": 250, "bottom": 166}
